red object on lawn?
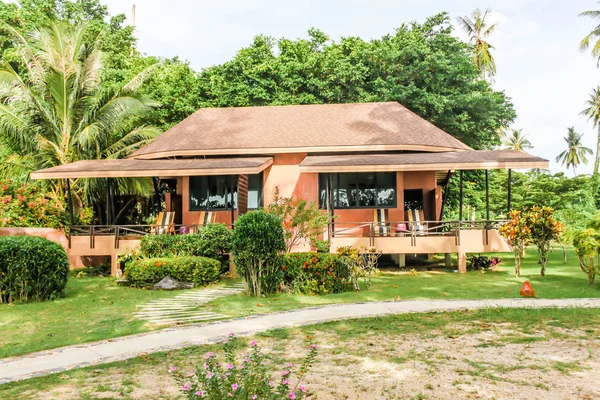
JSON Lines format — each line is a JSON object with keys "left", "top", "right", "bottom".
{"left": 520, "top": 281, "right": 535, "bottom": 297}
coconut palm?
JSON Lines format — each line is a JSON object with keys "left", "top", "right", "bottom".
{"left": 580, "top": 86, "right": 600, "bottom": 182}
{"left": 457, "top": 8, "right": 497, "bottom": 79}
{"left": 0, "top": 22, "right": 161, "bottom": 213}
{"left": 555, "top": 127, "right": 592, "bottom": 175}
{"left": 503, "top": 129, "right": 533, "bottom": 152}
{"left": 579, "top": 4, "right": 600, "bottom": 63}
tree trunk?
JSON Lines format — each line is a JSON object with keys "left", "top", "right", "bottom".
{"left": 590, "top": 273, "right": 596, "bottom": 285}
{"left": 514, "top": 255, "right": 521, "bottom": 277}
{"left": 561, "top": 244, "right": 567, "bottom": 264}
{"left": 540, "top": 256, "right": 546, "bottom": 276}
{"left": 594, "top": 125, "right": 600, "bottom": 192}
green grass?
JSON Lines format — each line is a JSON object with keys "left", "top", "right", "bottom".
{"left": 1, "top": 307, "right": 598, "bottom": 399}
{"left": 0, "top": 277, "right": 237, "bottom": 359}
{"left": 206, "top": 247, "right": 600, "bottom": 318}
{"left": 1, "top": 247, "right": 598, "bottom": 360}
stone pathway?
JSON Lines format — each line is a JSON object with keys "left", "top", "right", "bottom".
{"left": 1, "top": 297, "right": 600, "bottom": 384}
{"left": 134, "top": 283, "right": 245, "bottom": 324}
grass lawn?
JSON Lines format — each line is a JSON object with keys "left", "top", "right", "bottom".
{"left": 1, "top": 247, "right": 598, "bottom": 361}
{"left": 2, "top": 307, "right": 599, "bottom": 399}
{"left": 205, "top": 247, "right": 600, "bottom": 318}
{"left": 0, "top": 277, "right": 236, "bottom": 359}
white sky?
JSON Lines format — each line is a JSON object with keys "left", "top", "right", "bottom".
{"left": 100, "top": 0, "right": 600, "bottom": 175}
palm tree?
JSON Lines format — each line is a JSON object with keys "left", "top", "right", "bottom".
{"left": 579, "top": 4, "right": 600, "bottom": 63}
{"left": 503, "top": 129, "right": 533, "bottom": 151}
{"left": 457, "top": 8, "right": 497, "bottom": 79}
{"left": 581, "top": 87, "right": 600, "bottom": 181}
{"left": 555, "top": 127, "right": 592, "bottom": 175}
{"left": 0, "top": 22, "right": 161, "bottom": 214}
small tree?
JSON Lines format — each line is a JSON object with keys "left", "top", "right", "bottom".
{"left": 524, "top": 206, "right": 564, "bottom": 276}
{"left": 231, "top": 210, "right": 286, "bottom": 297}
{"left": 499, "top": 210, "right": 530, "bottom": 277}
{"left": 573, "top": 229, "right": 600, "bottom": 285}
{"left": 266, "top": 186, "right": 330, "bottom": 253}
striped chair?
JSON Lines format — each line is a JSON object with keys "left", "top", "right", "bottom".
{"left": 191, "top": 211, "right": 215, "bottom": 233}
{"left": 407, "top": 209, "right": 427, "bottom": 235}
{"left": 373, "top": 209, "right": 390, "bottom": 237}
{"left": 152, "top": 211, "right": 176, "bottom": 234}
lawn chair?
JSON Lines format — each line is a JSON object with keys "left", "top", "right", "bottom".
{"left": 407, "top": 209, "right": 427, "bottom": 236}
{"left": 152, "top": 211, "right": 175, "bottom": 234}
{"left": 373, "top": 209, "right": 390, "bottom": 237}
{"left": 190, "top": 211, "right": 215, "bottom": 233}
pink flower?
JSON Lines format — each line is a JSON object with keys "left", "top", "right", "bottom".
{"left": 299, "top": 385, "right": 306, "bottom": 393}
{"left": 289, "top": 392, "right": 296, "bottom": 399}
{"left": 244, "top": 356, "right": 250, "bottom": 363}
{"left": 250, "top": 340, "right": 257, "bottom": 347}
{"left": 287, "top": 363, "right": 293, "bottom": 367}
{"left": 281, "top": 370, "right": 290, "bottom": 377}
{"left": 186, "top": 372, "right": 194, "bottom": 377}
{"left": 282, "top": 379, "right": 290, "bottom": 385}
{"left": 232, "top": 383, "right": 239, "bottom": 391}
{"left": 310, "top": 344, "right": 317, "bottom": 350}
{"left": 205, "top": 352, "right": 215, "bottom": 359}
{"left": 195, "top": 391, "right": 204, "bottom": 397}
{"left": 229, "top": 332, "right": 234, "bottom": 337}
{"left": 182, "top": 383, "right": 190, "bottom": 391}
{"left": 206, "top": 372, "right": 213, "bottom": 379}
{"left": 228, "top": 393, "right": 233, "bottom": 397}
{"left": 168, "top": 366, "right": 177, "bottom": 373}
{"left": 252, "top": 396, "right": 258, "bottom": 399}
{"left": 269, "top": 382, "right": 274, "bottom": 387}
{"left": 227, "top": 363, "right": 234, "bottom": 370}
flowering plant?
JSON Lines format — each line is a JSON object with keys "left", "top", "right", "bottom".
{"left": 171, "top": 334, "right": 318, "bottom": 399}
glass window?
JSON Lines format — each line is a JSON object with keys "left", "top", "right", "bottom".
{"left": 319, "top": 172, "right": 397, "bottom": 209}
{"left": 189, "top": 174, "right": 263, "bottom": 211}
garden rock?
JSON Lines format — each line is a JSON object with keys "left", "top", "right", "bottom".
{"left": 152, "top": 276, "right": 194, "bottom": 290}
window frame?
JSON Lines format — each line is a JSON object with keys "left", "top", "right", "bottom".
{"left": 319, "top": 172, "right": 398, "bottom": 210}
{"left": 188, "top": 173, "right": 264, "bottom": 212}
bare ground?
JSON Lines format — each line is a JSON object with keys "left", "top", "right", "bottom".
{"left": 15, "top": 320, "right": 600, "bottom": 400}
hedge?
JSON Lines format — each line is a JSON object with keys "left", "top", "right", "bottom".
{"left": 0, "top": 236, "right": 70, "bottom": 303}
{"left": 280, "top": 252, "right": 353, "bottom": 295}
{"left": 125, "top": 256, "right": 221, "bottom": 288}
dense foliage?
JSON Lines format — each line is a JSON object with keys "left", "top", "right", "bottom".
{"left": 279, "top": 252, "right": 352, "bottom": 295}
{"left": 524, "top": 207, "right": 564, "bottom": 276}
{"left": 0, "top": 181, "right": 68, "bottom": 229}
{"left": 573, "top": 228, "right": 600, "bottom": 285}
{"left": 171, "top": 334, "right": 317, "bottom": 400}
{"left": 139, "top": 224, "right": 231, "bottom": 259}
{"left": 231, "top": 210, "right": 286, "bottom": 297}
{"left": 499, "top": 211, "right": 530, "bottom": 277}
{"left": 125, "top": 256, "right": 221, "bottom": 288}
{"left": 0, "top": 236, "right": 69, "bottom": 303}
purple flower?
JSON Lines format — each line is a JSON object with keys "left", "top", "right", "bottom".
{"left": 250, "top": 340, "right": 257, "bottom": 347}
{"left": 232, "top": 383, "right": 239, "bottom": 391}
{"left": 281, "top": 370, "right": 290, "bottom": 377}
{"left": 227, "top": 363, "right": 234, "bottom": 370}
{"left": 182, "top": 382, "right": 190, "bottom": 391}
{"left": 289, "top": 392, "right": 296, "bottom": 399}
{"left": 168, "top": 366, "right": 177, "bottom": 373}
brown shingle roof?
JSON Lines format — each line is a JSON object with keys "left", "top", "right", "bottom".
{"left": 30, "top": 158, "right": 273, "bottom": 179}
{"left": 299, "top": 150, "right": 548, "bottom": 172}
{"left": 130, "top": 102, "right": 471, "bottom": 159}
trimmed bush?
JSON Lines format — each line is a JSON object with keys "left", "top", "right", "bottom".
{"left": 138, "top": 224, "right": 231, "bottom": 261}
{"left": 0, "top": 236, "right": 69, "bottom": 303}
{"left": 280, "top": 252, "right": 352, "bottom": 295}
{"left": 125, "top": 256, "right": 221, "bottom": 288}
{"left": 232, "top": 210, "right": 286, "bottom": 297}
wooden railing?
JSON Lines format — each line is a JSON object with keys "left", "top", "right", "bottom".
{"left": 330, "top": 220, "right": 507, "bottom": 247}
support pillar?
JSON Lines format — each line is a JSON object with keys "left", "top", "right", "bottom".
{"left": 445, "top": 253, "right": 452, "bottom": 269}
{"left": 507, "top": 169, "right": 512, "bottom": 214}
{"left": 459, "top": 170, "right": 463, "bottom": 221}
{"left": 485, "top": 170, "right": 490, "bottom": 221}
{"left": 458, "top": 251, "right": 467, "bottom": 273}
{"left": 399, "top": 254, "right": 406, "bottom": 268}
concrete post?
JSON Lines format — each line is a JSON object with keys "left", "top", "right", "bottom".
{"left": 458, "top": 251, "right": 467, "bottom": 273}
{"left": 445, "top": 253, "right": 452, "bottom": 269}
{"left": 399, "top": 254, "right": 406, "bottom": 268}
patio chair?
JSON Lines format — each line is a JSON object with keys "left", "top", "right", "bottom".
{"left": 190, "top": 211, "right": 215, "bottom": 233}
{"left": 407, "top": 209, "right": 427, "bottom": 235}
{"left": 152, "top": 211, "right": 175, "bottom": 234}
{"left": 373, "top": 209, "right": 390, "bottom": 237}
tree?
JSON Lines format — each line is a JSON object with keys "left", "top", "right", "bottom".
{"left": 573, "top": 228, "right": 600, "bottom": 284}
{"left": 457, "top": 8, "right": 497, "bottom": 79}
{"left": 524, "top": 207, "right": 564, "bottom": 276}
{"left": 196, "top": 14, "right": 516, "bottom": 150}
{"left": 266, "top": 186, "right": 330, "bottom": 253}
{"left": 0, "top": 22, "right": 160, "bottom": 213}
{"left": 555, "top": 127, "right": 592, "bottom": 175}
{"left": 503, "top": 129, "right": 533, "bottom": 151}
{"left": 579, "top": 5, "right": 600, "bottom": 64}
{"left": 580, "top": 86, "right": 600, "bottom": 183}
{"left": 499, "top": 210, "right": 530, "bottom": 277}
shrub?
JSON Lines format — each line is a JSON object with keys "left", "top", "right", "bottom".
{"left": 499, "top": 210, "right": 530, "bottom": 277}
{"left": 524, "top": 206, "right": 564, "bottom": 276}
{"left": 125, "top": 256, "right": 221, "bottom": 288}
{"left": 197, "top": 223, "right": 232, "bottom": 260}
{"left": 266, "top": 186, "right": 330, "bottom": 252}
{"left": 280, "top": 252, "right": 353, "bottom": 295}
{"left": 573, "top": 229, "right": 600, "bottom": 285}
{"left": 231, "top": 210, "right": 286, "bottom": 297}
{"left": 0, "top": 181, "right": 68, "bottom": 229}
{"left": 0, "top": 236, "right": 69, "bottom": 303}
{"left": 467, "top": 255, "right": 502, "bottom": 271}
{"left": 337, "top": 246, "right": 381, "bottom": 291}
{"left": 171, "top": 334, "right": 317, "bottom": 400}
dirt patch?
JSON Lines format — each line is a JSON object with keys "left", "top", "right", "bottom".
{"left": 11, "top": 323, "right": 600, "bottom": 400}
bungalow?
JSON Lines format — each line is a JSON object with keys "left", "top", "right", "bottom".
{"left": 31, "top": 102, "right": 548, "bottom": 274}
